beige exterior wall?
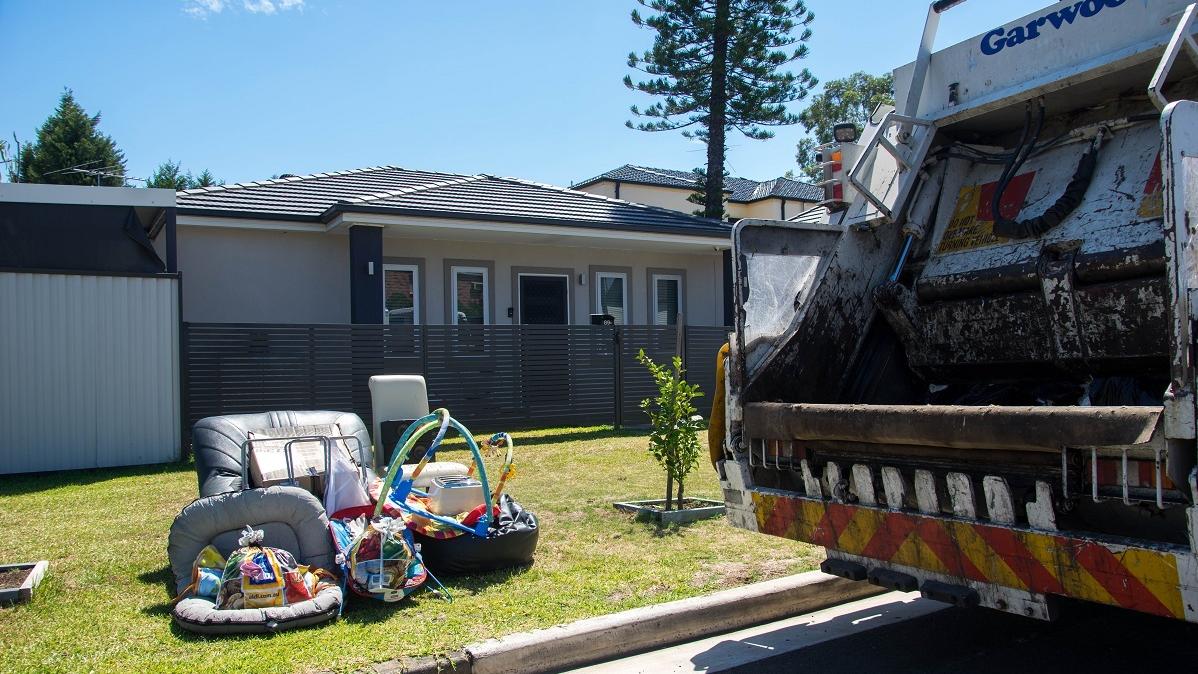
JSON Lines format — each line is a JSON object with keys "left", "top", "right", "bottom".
{"left": 383, "top": 236, "right": 724, "bottom": 326}
{"left": 177, "top": 225, "right": 351, "bottom": 323}
{"left": 579, "top": 179, "right": 813, "bottom": 222}
{"left": 614, "top": 183, "right": 699, "bottom": 214}
{"left": 582, "top": 181, "right": 618, "bottom": 199}
{"left": 176, "top": 223, "right": 726, "bottom": 326}
{"left": 734, "top": 199, "right": 785, "bottom": 220}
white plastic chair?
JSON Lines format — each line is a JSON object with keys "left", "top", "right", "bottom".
{"left": 368, "top": 375, "right": 430, "bottom": 472}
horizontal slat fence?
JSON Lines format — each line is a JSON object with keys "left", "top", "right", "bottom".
{"left": 184, "top": 323, "right": 730, "bottom": 444}
{"left": 684, "top": 325, "right": 732, "bottom": 405}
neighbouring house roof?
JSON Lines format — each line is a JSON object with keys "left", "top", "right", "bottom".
{"left": 573, "top": 165, "right": 822, "bottom": 203}
{"left": 175, "top": 165, "right": 730, "bottom": 238}
{"left": 788, "top": 204, "right": 830, "bottom": 224}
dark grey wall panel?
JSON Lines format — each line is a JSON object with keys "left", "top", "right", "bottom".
{"left": 183, "top": 323, "right": 729, "bottom": 444}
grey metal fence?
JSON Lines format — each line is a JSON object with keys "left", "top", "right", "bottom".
{"left": 183, "top": 323, "right": 730, "bottom": 441}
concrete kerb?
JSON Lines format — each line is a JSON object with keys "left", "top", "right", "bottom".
{"left": 372, "top": 570, "right": 885, "bottom": 674}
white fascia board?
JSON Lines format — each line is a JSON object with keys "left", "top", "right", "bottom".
{"left": 0, "top": 183, "right": 176, "bottom": 208}
{"left": 176, "top": 214, "right": 326, "bottom": 232}
{"left": 328, "top": 212, "right": 732, "bottom": 249}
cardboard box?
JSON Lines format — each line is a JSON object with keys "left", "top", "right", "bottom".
{"left": 247, "top": 424, "right": 342, "bottom": 492}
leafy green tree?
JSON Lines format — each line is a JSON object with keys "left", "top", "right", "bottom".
{"left": 146, "top": 159, "right": 190, "bottom": 190}
{"left": 625, "top": 0, "right": 816, "bottom": 219}
{"left": 17, "top": 89, "right": 126, "bottom": 186}
{"left": 794, "top": 71, "right": 894, "bottom": 179}
{"left": 146, "top": 159, "right": 222, "bottom": 190}
{"left": 637, "top": 349, "right": 705, "bottom": 511}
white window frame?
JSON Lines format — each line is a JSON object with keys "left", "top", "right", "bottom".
{"left": 651, "top": 273, "right": 683, "bottom": 326}
{"left": 594, "top": 271, "right": 628, "bottom": 325}
{"left": 382, "top": 263, "right": 420, "bottom": 325}
{"left": 451, "top": 265, "right": 490, "bottom": 325}
{"left": 517, "top": 272, "right": 571, "bottom": 325}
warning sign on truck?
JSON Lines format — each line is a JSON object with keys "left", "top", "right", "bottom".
{"left": 936, "top": 171, "right": 1036, "bottom": 254}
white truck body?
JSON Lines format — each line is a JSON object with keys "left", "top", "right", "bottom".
{"left": 719, "top": 0, "right": 1198, "bottom": 621}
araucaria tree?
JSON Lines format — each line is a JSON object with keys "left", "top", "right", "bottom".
{"left": 625, "top": 0, "right": 817, "bottom": 220}
{"left": 17, "top": 89, "right": 127, "bottom": 186}
{"left": 146, "top": 160, "right": 222, "bottom": 190}
{"left": 637, "top": 349, "right": 705, "bottom": 511}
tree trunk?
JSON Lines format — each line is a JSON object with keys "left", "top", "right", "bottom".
{"left": 676, "top": 478, "right": 685, "bottom": 510}
{"left": 665, "top": 473, "right": 674, "bottom": 511}
{"left": 704, "top": 0, "right": 730, "bottom": 221}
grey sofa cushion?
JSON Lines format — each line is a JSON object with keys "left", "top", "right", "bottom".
{"left": 167, "top": 486, "right": 336, "bottom": 595}
{"left": 192, "top": 410, "right": 372, "bottom": 498}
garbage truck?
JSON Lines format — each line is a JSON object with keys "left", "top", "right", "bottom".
{"left": 717, "top": 0, "right": 1198, "bottom": 621}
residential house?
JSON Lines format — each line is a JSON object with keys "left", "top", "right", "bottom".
{"left": 170, "top": 166, "right": 732, "bottom": 327}
{"left": 573, "top": 164, "right": 821, "bottom": 221}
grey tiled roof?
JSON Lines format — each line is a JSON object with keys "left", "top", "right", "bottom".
{"left": 176, "top": 165, "right": 730, "bottom": 237}
{"left": 574, "top": 164, "right": 822, "bottom": 203}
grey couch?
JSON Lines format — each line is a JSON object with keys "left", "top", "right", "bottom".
{"left": 192, "top": 410, "right": 373, "bottom": 498}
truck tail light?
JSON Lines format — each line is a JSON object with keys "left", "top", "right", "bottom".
{"left": 820, "top": 145, "right": 848, "bottom": 211}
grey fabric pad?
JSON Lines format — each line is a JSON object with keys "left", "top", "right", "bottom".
{"left": 167, "top": 486, "right": 335, "bottom": 595}
{"left": 192, "top": 410, "right": 373, "bottom": 498}
{"left": 173, "top": 584, "right": 342, "bottom": 635}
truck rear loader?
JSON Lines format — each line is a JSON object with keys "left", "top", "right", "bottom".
{"left": 719, "top": 0, "right": 1198, "bottom": 621}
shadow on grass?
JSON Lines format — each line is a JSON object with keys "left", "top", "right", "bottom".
{"left": 139, "top": 566, "right": 176, "bottom": 594}
{"left": 339, "top": 563, "right": 534, "bottom": 624}
{"left": 612, "top": 509, "right": 706, "bottom": 538}
{"left": 0, "top": 461, "right": 194, "bottom": 498}
{"left": 651, "top": 520, "right": 705, "bottom": 538}
{"left": 489, "top": 426, "right": 647, "bottom": 448}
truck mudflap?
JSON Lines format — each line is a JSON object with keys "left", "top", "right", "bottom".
{"left": 723, "top": 458, "right": 1198, "bottom": 621}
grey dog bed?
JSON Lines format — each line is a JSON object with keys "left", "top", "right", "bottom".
{"left": 168, "top": 486, "right": 343, "bottom": 635}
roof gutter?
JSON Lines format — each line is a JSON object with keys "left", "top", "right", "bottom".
{"left": 320, "top": 202, "right": 731, "bottom": 238}
{"left": 327, "top": 211, "right": 732, "bottom": 248}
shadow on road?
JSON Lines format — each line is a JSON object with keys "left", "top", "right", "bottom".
{"left": 703, "top": 598, "right": 1198, "bottom": 674}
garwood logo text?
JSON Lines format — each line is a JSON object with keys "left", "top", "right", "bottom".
{"left": 980, "top": 0, "right": 1126, "bottom": 56}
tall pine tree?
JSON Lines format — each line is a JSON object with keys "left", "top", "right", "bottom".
{"left": 625, "top": 0, "right": 816, "bottom": 220}
{"left": 145, "top": 159, "right": 190, "bottom": 190}
{"left": 17, "top": 89, "right": 126, "bottom": 186}
{"left": 146, "top": 159, "right": 222, "bottom": 190}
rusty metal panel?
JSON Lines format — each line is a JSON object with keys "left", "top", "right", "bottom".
{"left": 737, "top": 221, "right": 908, "bottom": 404}
{"left": 1075, "top": 277, "right": 1169, "bottom": 359}
{"left": 915, "top": 293, "right": 1056, "bottom": 369}
{"left": 0, "top": 271, "right": 181, "bottom": 473}
{"left": 743, "top": 401, "right": 1162, "bottom": 453}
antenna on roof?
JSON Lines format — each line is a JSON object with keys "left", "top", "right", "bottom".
{"left": 0, "top": 142, "right": 11, "bottom": 182}
{"left": 6, "top": 134, "right": 19, "bottom": 182}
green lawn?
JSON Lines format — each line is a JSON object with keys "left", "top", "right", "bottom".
{"left": 0, "top": 426, "right": 820, "bottom": 673}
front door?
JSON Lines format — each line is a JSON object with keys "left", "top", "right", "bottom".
{"left": 517, "top": 274, "right": 570, "bottom": 410}
{"left": 518, "top": 274, "right": 568, "bottom": 324}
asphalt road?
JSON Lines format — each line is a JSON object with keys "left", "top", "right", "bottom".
{"left": 572, "top": 591, "right": 1198, "bottom": 673}
{"left": 727, "top": 598, "right": 1198, "bottom": 674}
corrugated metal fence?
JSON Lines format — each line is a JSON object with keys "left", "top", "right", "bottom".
{"left": 0, "top": 271, "right": 181, "bottom": 474}
{"left": 183, "top": 323, "right": 729, "bottom": 440}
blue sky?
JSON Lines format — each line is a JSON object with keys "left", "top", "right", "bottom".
{"left": 2, "top": 0, "right": 1049, "bottom": 187}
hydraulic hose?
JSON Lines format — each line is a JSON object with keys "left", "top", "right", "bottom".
{"left": 990, "top": 100, "right": 1043, "bottom": 230}
{"left": 993, "top": 128, "right": 1104, "bottom": 240}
